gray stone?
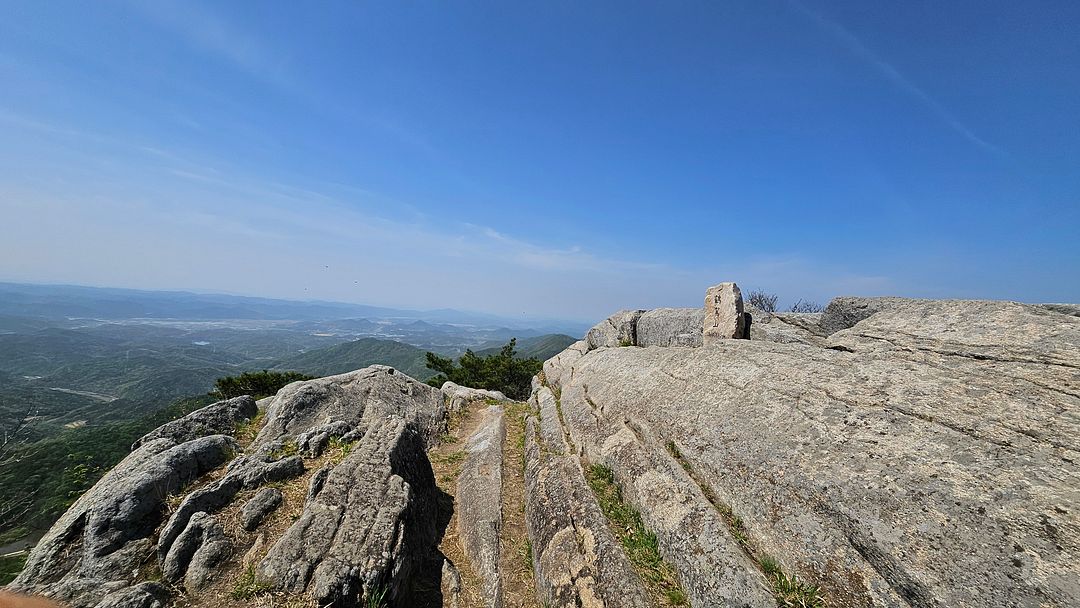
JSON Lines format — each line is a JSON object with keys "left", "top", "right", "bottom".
{"left": 544, "top": 298, "right": 1080, "bottom": 608}
{"left": 541, "top": 340, "right": 588, "bottom": 389}
{"left": 530, "top": 385, "right": 569, "bottom": 455}
{"left": 703, "top": 282, "right": 749, "bottom": 342}
{"left": 184, "top": 531, "right": 232, "bottom": 591}
{"left": 306, "top": 465, "right": 332, "bottom": 502}
{"left": 1040, "top": 303, "right": 1080, "bottom": 317}
{"left": 635, "top": 307, "right": 704, "bottom": 347}
{"left": 241, "top": 487, "right": 284, "bottom": 531}
{"left": 161, "top": 511, "right": 230, "bottom": 589}
{"left": 818, "top": 296, "right": 928, "bottom": 335}
{"left": 747, "top": 307, "right": 827, "bottom": 346}
{"left": 132, "top": 396, "right": 256, "bottom": 450}
{"left": 585, "top": 309, "right": 645, "bottom": 349}
{"left": 10, "top": 435, "right": 237, "bottom": 607}
{"left": 456, "top": 404, "right": 505, "bottom": 608}
{"left": 93, "top": 582, "right": 168, "bottom": 608}
{"left": 441, "top": 559, "right": 464, "bottom": 608}
{"left": 523, "top": 418, "right": 651, "bottom": 608}
{"left": 156, "top": 453, "right": 303, "bottom": 561}
{"left": 442, "top": 381, "right": 508, "bottom": 415}
{"left": 253, "top": 365, "right": 447, "bottom": 450}
{"left": 258, "top": 416, "right": 440, "bottom": 606}
{"left": 295, "top": 420, "right": 354, "bottom": 457}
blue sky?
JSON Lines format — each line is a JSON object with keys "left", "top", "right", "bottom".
{"left": 1, "top": 0, "right": 1077, "bottom": 320}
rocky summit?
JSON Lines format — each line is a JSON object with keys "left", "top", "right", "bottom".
{"left": 8, "top": 285, "right": 1079, "bottom": 608}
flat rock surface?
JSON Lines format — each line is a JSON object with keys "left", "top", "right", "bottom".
{"left": 545, "top": 298, "right": 1080, "bottom": 608}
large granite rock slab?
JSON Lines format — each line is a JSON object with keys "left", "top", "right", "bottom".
{"left": 442, "top": 381, "right": 508, "bottom": 413}
{"left": 9, "top": 435, "right": 238, "bottom": 607}
{"left": 258, "top": 416, "right": 440, "bottom": 606}
{"left": 635, "top": 307, "right": 704, "bottom": 347}
{"left": 586, "top": 310, "right": 645, "bottom": 349}
{"left": 253, "top": 365, "right": 447, "bottom": 451}
{"left": 544, "top": 298, "right": 1080, "bottom": 608}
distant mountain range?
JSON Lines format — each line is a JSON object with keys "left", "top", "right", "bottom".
{"left": 0, "top": 282, "right": 589, "bottom": 335}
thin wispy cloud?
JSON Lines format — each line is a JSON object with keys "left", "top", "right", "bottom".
{"left": 126, "top": 0, "right": 293, "bottom": 89}
{"left": 790, "top": 1, "right": 1005, "bottom": 156}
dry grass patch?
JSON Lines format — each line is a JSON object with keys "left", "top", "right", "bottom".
{"left": 498, "top": 399, "right": 541, "bottom": 608}
{"left": 428, "top": 399, "right": 488, "bottom": 608}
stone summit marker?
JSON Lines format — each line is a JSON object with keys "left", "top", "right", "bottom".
{"left": 703, "top": 281, "right": 749, "bottom": 342}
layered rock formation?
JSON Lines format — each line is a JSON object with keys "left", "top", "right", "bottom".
{"left": 539, "top": 289, "right": 1079, "bottom": 607}
{"left": 9, "top": 366, "right": 454, "bottom": 608}
{"left": 8, "top": 285, "right": 1078, "bottom": 608}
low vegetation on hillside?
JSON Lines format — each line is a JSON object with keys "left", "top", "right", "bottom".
{"left": 424, "top": 339, "right": 541, "bottom": 400}
{"left": 212, "top": 370, "right": 315, "bottom": 399}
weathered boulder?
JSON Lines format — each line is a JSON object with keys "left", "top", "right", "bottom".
{"left": 635, "top": 307, "right": 704, "bottom": 347}
{"left": 545, "top": 298, "right": 1080, "bottom": 608}
{"left": 241, "top": 487, "right": 283, "bottom": 531}
{"left": 1040, "top": 303, "right": 1080, "bottom": 317}
{"left": 747, "top": 307, "right": 827, "bottom": 346}
{"left": 161, "top": 511, "right": 231, "bottom": 591}
{"left": 254, "top": 365, "right": 447, "bottom": 450}
{"left": 530, "top": 385, "right": 569, "bottom": 455}
{"left": 258, "top": 416, "right": 440, "bottom": 606}
{"left": 295, "top": 420, "right": 355, "bottom": 457}
{"left": 586, "top": 309, "right": 645, "bottom": 349}
{"left": 703, "top": 282, "right": 749, "bottom": 342}
{"left": 156, "top": 453, "right": 303, "bottom": 562}
{"left": 132, "top": 396, "right": 256, "bottom": 450}
{"left": 541, "top": 340, "right": 588, "bottom": 388}
{"left": 93, "top": 582, "right": 168, "bottom": 608}
{"left": 442, "top": 381, "right": 508, "bottom": 413}
{"left": 9, "top": 435, "right": 238, "bottom": 607}
{"left": 13, "top": 364, "right": 450, "bottom": 608}
{"left": 818, "top": 296, "right": 927, "bottom": 335}
{"left": 456, "top": 405, "right": 506, "bottom": 608}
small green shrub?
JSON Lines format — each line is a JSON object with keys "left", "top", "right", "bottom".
{"left": 213, "top": 370, "right": 314, "bottom": 400}
{"left": 424, "top": 338, "right": 541, "bottom": 400}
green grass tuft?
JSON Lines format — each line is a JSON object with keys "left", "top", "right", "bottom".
{"left": 772, "top": 569, "right": 826, "bottom": 608}
{"left": 269, "top": 439, "right": 299, "bottom": 460}
{"left": 519, "top": 537, "right": 534, "bottom": 573}
{"left": 585, "top": 463, "right": 688, "bottom": 606}
{"left": 326, "top": 436, "right": 355, "bottom": 462}
{"left": 231, "top": 564, "right": 273, "bottom": 600}
{"left": 364, "top": 584, "right": 388, "bottom": 608}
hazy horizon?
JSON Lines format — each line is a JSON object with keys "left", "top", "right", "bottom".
{"left": 2, "top": 1, "right": 1078, "bottom": 318}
